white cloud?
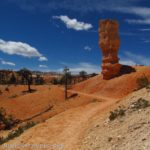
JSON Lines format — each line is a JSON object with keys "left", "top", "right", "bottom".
{"left": 139, "top": 28, "right": 150, "bottom": 31}
{"left": 38, "top": 56, "right": 48, "bottom": 61}
{"left": 141, "top": 38, "right": 150, "bottom": 43}
{"left": 84, "top": 46, "right": 92, "bottom": 51}
{"left": 53, "top": 15, "right": 92, "bottom": 31}
{"left": 0, "top": 59, "right": 15, "bottom": 66}
{"left": 120, "top": 60, "right": 136, "bottom": 66}
{"left": 126, "top": 19, "right": 150, "bottom": 24}
{"left": 120, "top": 32, "right": 137, "bottom": 36}
{"left": 39, "top": 65, "right": 48, "bottom": 68}
{"left": 0, "top": 39, "right": 47, "bottom": 61}
{"left": 117, "top": 7, "right": 150, "bottom": 18}
{"left": 0, "top": 39, "right": 41, "bottom": 57}
{"left": 124, "top": 51, "right": 150, "bottom": 65}
{"left": 116, "top": 7, "right": 150, "bottom": 24}
{"left": 8, "top": 0, "right": 141, "bottom": 14}
{"left": 58, "top": 62, "right": 100, "bottom": 74}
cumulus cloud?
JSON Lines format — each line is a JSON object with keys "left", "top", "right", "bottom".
{"left": 0, "top": 39, "right": 48, "bottom": 61}
{"left": 39, "top": 65, "right": 48, "bottom": 68}
{"left": 38, "top": 56, "right": 48, "bottom": 61}
{"left": 53, "top": 15, "right": 92, "bottom": 31}
{"left": 0, "top": 59, "right": 15, "bottom": 66}
{"left": 0, "top": 39, "right": 41, "bottom": 57}
{"left": 58, "top": 62, "right": 100, "bottom": 74}
{"left": 84, "top": 46, "right": 92, "bottom": 51}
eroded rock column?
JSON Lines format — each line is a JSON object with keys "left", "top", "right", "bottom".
{"left": 99, "top": 20, "right": 121, "bottom": 80}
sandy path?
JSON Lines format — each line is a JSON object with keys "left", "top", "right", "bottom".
{"left": 1, "top": 94, "right": 118, "bottom": 150}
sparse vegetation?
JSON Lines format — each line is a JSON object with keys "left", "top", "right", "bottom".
{"left": 130, "top": 98, "right": 150, "bottom": 110}
{"left": 0, "top": 90, "right": 2, "bottom": 95}
{"left": 35, "top": 74, "right": 45, "bottom": 85}
{"left": 0, "top": 121, "right": 36, "bottom": 145}
{"left": 5, "top": 87, "right": 9, "bottom": 92}
{"left": 79, "top": 71, "right": 87, "bottom": 81}
{"left": 109, "top": 106, "right": 126, "bottom": 121}
{"left": 51, "top": 78, "right": 61, "bottom": 85}
{"left": 18, "top": 68, "right": 33, "bottom": 92}
{"left": 136, "top": 74, "right": 150, "bottom": 89}
{"left": 9, "top": 94, "right": 18, "bottom": 99}
{"left": 0, "top": 107, "right": 20, "bottom": 130}
{"left": 9, "top": 73, "right": 17, "bottom": 84}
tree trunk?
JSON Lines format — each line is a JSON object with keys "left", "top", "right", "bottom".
{"left": 28, "top": 80, "right": 31, "bottom": 92}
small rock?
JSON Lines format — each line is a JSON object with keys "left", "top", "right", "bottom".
{"left": 95, "top": 124, "right": 100, "bottom": 128}
{"left": 138, "top": 109, "right": 142, "bottom": 112}
{"left": 142, "top": 138, "right": 146, "bottom": 141}
{"left": 108, "top": 137, "right": 113, "bottom": 142}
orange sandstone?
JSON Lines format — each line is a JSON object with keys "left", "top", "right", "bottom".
{"left": 99, "top": 20, "right": 121, "bottom": 80}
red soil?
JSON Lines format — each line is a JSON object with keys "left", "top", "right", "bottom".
{"left": 0, "top": 66, "right": 150, "bottom": 149}
{"left": 73, "top": 66, "right": 150, "bottom": 99}
{"left": 0, "top": 66, "right": 150, "bottom": 123}
{"left": 0, "top": 85, "right": 96, "bottom": 123}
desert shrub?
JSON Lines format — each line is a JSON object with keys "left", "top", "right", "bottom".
{"left": 131, "top": 98, "right": 150, "bottom": 110}
{"left": 0, "top": 90, "right": 3, "bottom": 95}
{"left": 91, "top": 99, "right": 100, "bottom": 103}
{"left": 0, "top": 136, "right": 5, "bottom": 145}
{"left": 0, "top": 121, "right": 36, "bottom": 145}
{"left": 9, "top": 94, "right": 18, "bottom": 99}
{"left": 137, "top": 75, "right": 150, "bottom": 89}
{"left": 51, "top": 78, "right": 61, "bottom": 85}
{"left": 22, "top": 121, "right": 36, "bottom": 130}
{"left": 5, "top": 87, "right": 9, "bottom": 92}
{"left": 0, "top": 107, "right": 20, "bottom": 130}
{"left": 109, "top": 106, "right": 126, "bottom": 121}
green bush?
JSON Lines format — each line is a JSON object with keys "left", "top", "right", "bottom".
{"left": 0, "top": 121, "right": 36, "bottom": 145}
{"left": 0, "top": 107, "right": 20, "bottom": 130}
{"left": 137, "top": 75, "right": 150, "bottom": 89}
{"left": 109, "top": 106, "right": 126, "bottom": 121}
{"left": 9, "top": 94, "right": 18, "bottom": 99}
{"left": 131, "top": 98, "right": 150, "bottom": 110}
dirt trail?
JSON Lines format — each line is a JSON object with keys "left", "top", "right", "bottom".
{"left": 68, "top": 89, "right": 117, "bottom": 101}
{"left": 1, "top": 95, "right": 118, "bottom": 150}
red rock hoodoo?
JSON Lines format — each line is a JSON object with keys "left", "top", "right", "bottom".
{"left": 99, "top": 20, "right": 121, "bottom": 80}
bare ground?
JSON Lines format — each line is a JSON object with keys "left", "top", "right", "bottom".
{"left": 0, "top": 66, "right": 150, "bottom": 150}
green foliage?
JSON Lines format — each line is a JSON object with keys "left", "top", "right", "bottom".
{"left": 35, "top": 74, "right": 45, "bottom": 85}
{"left": 109, "top": 106, "right": 126, "bottom": 121}
{"left": 131, "top": 98, "right": 150, "bottom": 110}
{"left": 9, "top": 94, "right": 18, "bottom": 99}
{"left": 136, "top": 74, "right": 150, "bottom": 89}
{"left": 0, "top": 107, "right": 19, "bottom": 130}
{"left": 18, "top": 68, "right": 32, "bottom": 92}
{"left": 79, "top": 71, "right": 87, "bottom": 78}
{"left": 61, "top": 72, "right": 72, "bottom": 85}
{"left": 51, "top": 72, "right": 72, "bottom": 85}
{"left": 0, "top": 121, "right": 36, "bottom": 145}
{"left": 51, "top": 78, "right": 60, "bottom": 85}
{"left": 9, "top": 73, "right": 16, "bottom": 84}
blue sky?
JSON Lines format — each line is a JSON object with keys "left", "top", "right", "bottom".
{"left": 0, "top": 0, "right": 150, "bottom": 73}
